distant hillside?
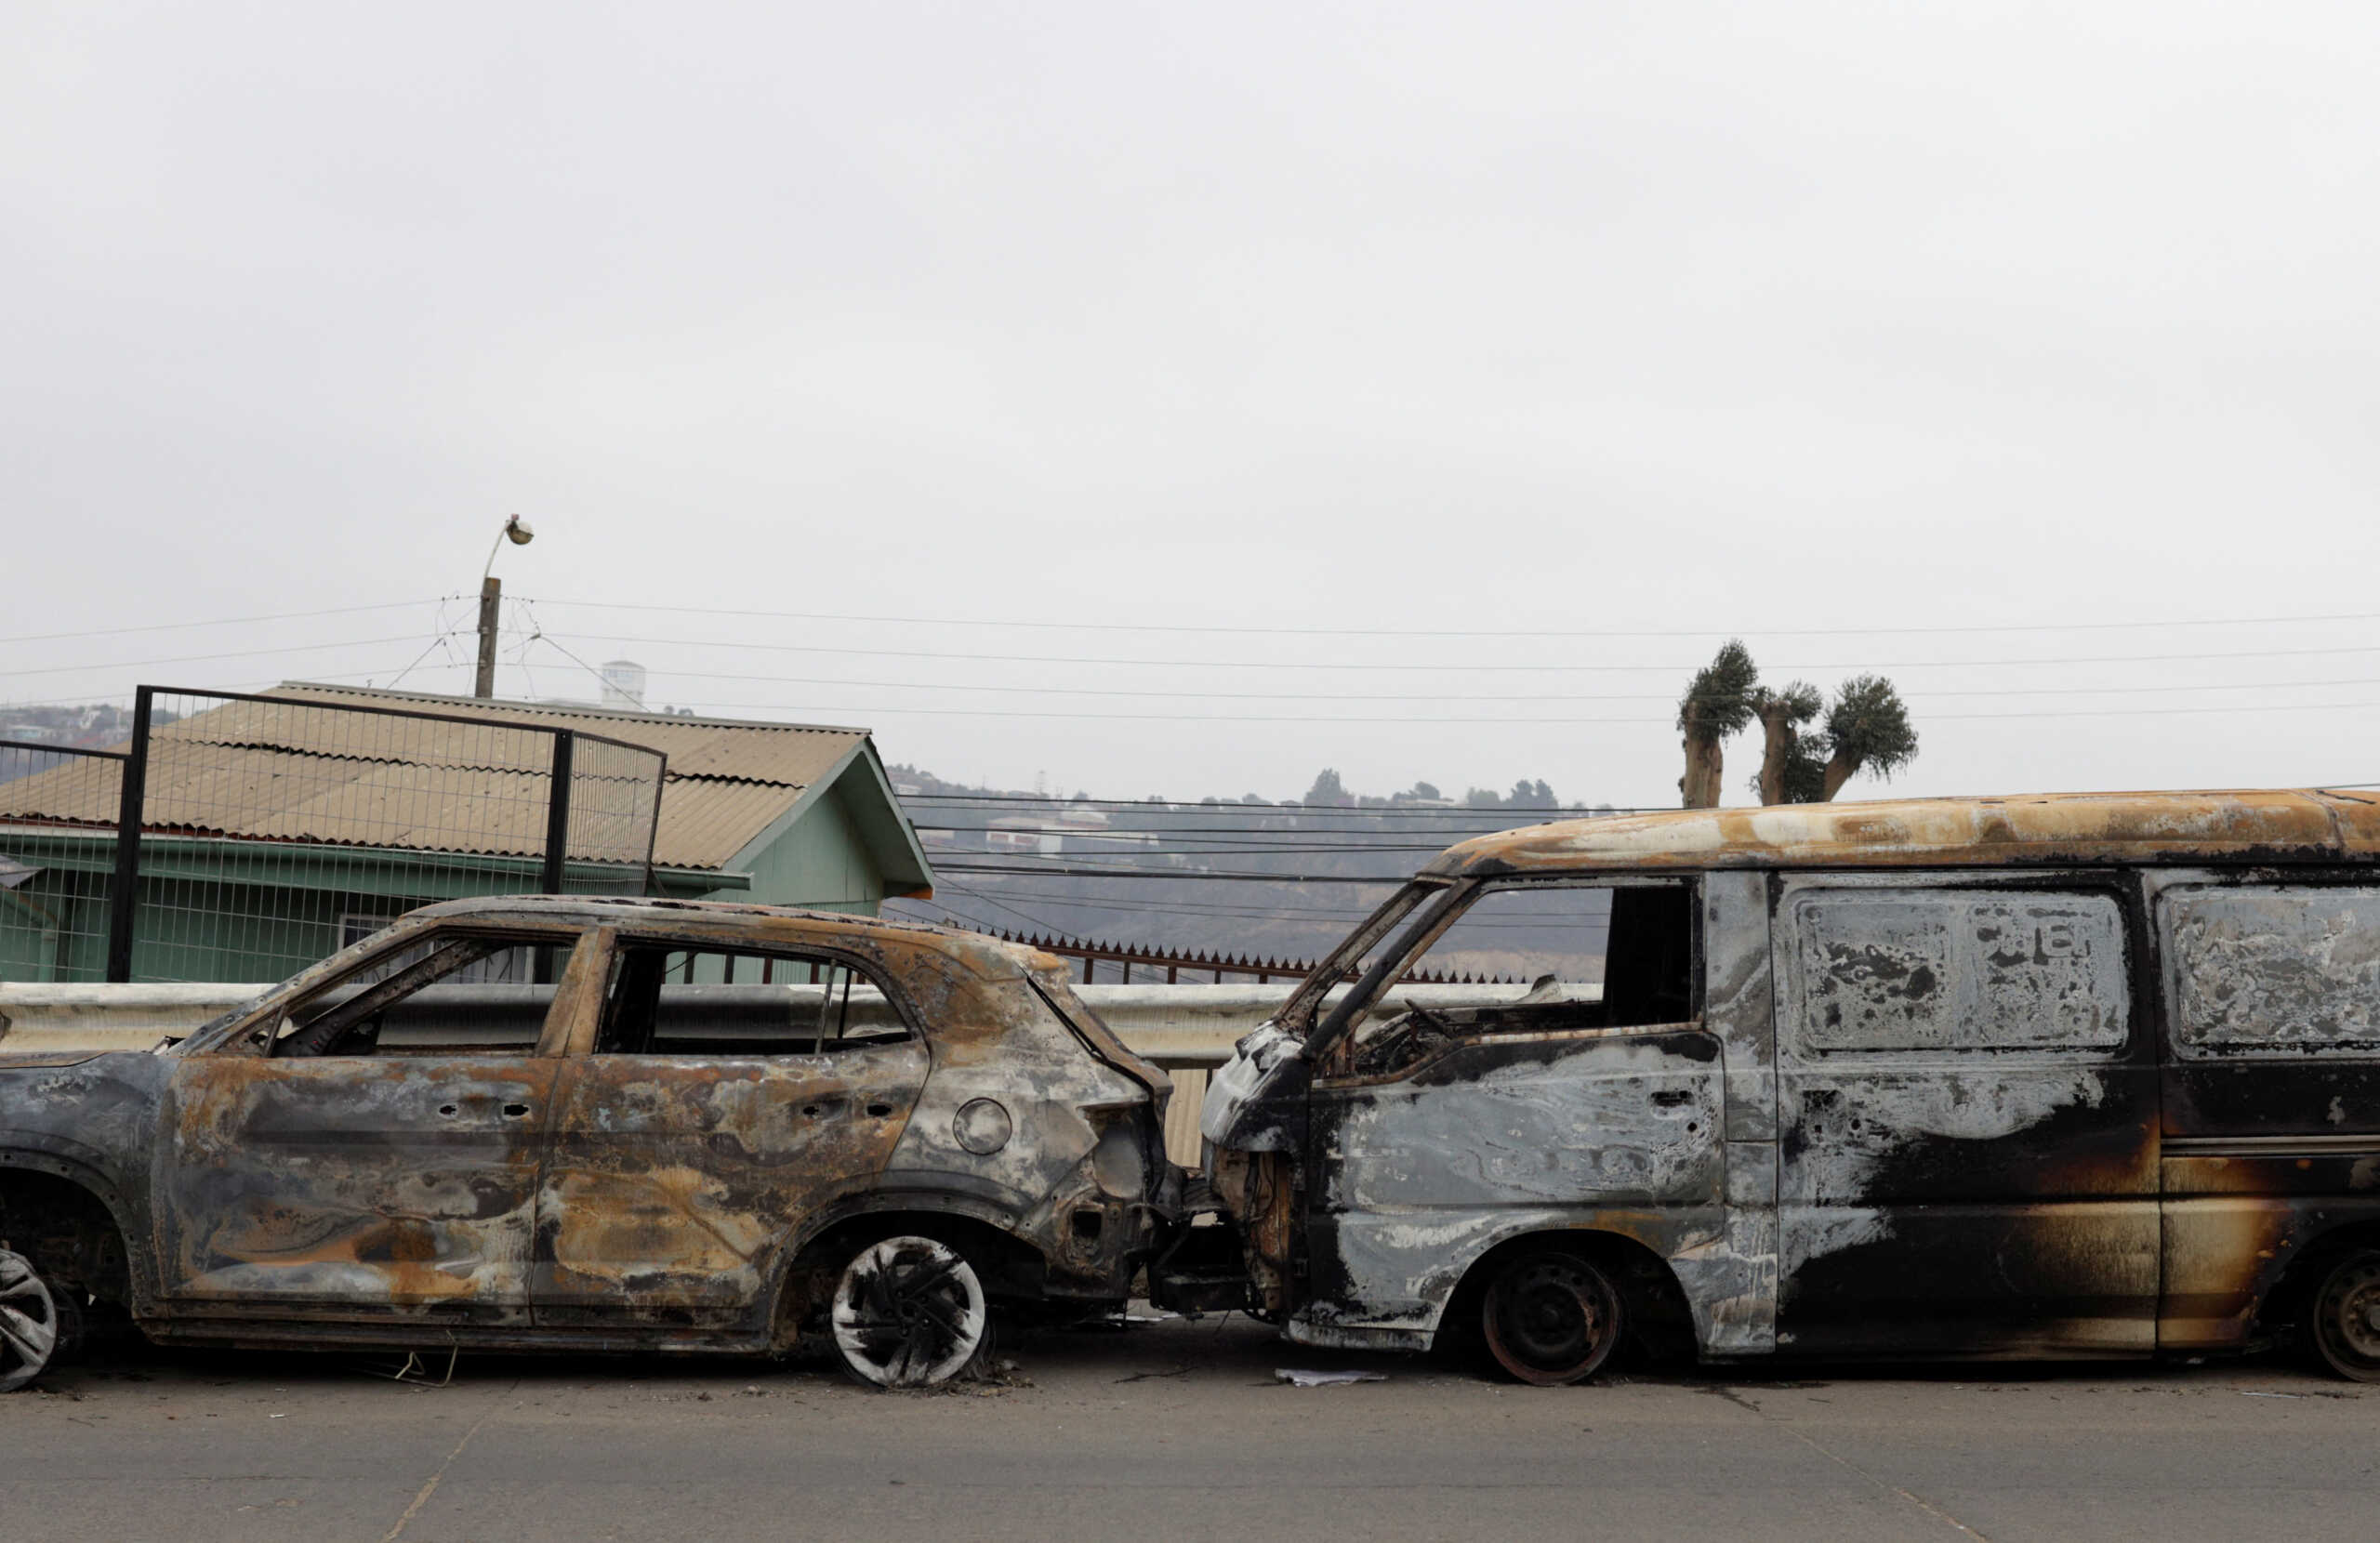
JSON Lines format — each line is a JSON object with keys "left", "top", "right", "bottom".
{"left": 882, "top": 762, "right": 1626, "bottom": 977}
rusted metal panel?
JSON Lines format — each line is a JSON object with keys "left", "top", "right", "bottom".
{"left": 1202, "top": 796, "right": 2380, "bottom": 1378}
{"left": 1425, "top": 789, "right": 2380, "bottom": 878}
{"left": 1769, "top": 871, "right": 2160, "bottom": 1356}
{"left": 1294, "top": 1028, "right": 1727, "bottom": 1349}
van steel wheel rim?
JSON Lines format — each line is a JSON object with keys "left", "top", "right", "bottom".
{"left": 830, "top": 1237, "right": 987, "bottom": 1389}
{"left": 0, "top": 1249, "right": 59, "bottom": 1394}
{"left": 2318, "top": 1258, "right": 2380, "bottom": 1370}
{"left": 1482, "top": 1257, "right": 1616, "bottom": 1385}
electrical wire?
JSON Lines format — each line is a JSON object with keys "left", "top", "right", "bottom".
{"left": 517, "top": 595, "right": 2380, "bottom": 641}
{"left": 491, "top": 645, "right": 2380, "bottom": 705}
{"left": 429, "top": 694, "right": 2380, "bottom": 725}
{"left": 534, "top": 628, "right": 2380, "bottom": 676}
{"left": 933, "top": 863, "right": 1414, "bottom": 883}
{"left": 0, "top": 634, "right": 437, "bottom": 679}
{"left": 0, "top": 600, "right": 439, "bottom": 648}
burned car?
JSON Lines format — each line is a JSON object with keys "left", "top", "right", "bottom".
{"left": 0, "top": 896, "right": 1172, "bottom": 1391}
{"left": 1191, "top": 790, "right": 2380, "bottom": 1385}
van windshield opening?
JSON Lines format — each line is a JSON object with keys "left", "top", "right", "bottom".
{"left": 1320, "top": 880, "right": 1698, "bottom": 1074}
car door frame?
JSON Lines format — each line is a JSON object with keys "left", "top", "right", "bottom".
{"left": 145, "top": 918, "right": 603, "bottom": 1339}
{"left": 531, "top": 927, "right": 933, "bottom": 1340}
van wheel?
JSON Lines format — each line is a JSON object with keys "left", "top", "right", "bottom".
{"left": 2307, "top": 1248, "right": 2380, "bottom": 1382}
{"left": 1479, "top": 1249, "right": 1623, "bottom": 1386}
{"left": 0, "top": 1248, "right": 62, "bottom": 1393}
{"left": 828, "top": 1236, "right": 990, "bottom": 1390}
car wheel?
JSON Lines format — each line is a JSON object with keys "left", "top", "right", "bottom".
{"left": 2307, "top": 1248, "right": 2380, "bottom": 1382}
{"left": 828, "top": 1235, "right": 990, "bottom": 1390}
{"left": 1479, "top": 1248, "right": 1623, "bottom": 1386}
{"left": 0, "top": 1248, "right": 63, "bottom": 1394}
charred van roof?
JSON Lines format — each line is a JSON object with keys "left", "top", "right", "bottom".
{"left": 1424, "top": 789, "right": 2380, "bottom": 877}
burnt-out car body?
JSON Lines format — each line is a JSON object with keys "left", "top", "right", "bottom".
{"left": 0, "top": 897, "right": 1172, "bottom": 1391}
{"left": 1196, "top": 790, "right": 2380, "bottom": 1383}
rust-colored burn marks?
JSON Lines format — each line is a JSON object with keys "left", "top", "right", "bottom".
{"left": 7, "top": 894, "right": 1174, "bottom": 1366}
{"left": 537, "top": 1042, "right": 928, "bottom": 1321}
{"left": 1432, "top": 789, "right": 2370, "bottom": 877}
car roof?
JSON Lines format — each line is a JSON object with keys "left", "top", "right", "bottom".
{"left": 1424, "top": 789, "right": 2380, "bottom": 877}
{"left": 402, "top": 895, "right": 1048, "bottom": 976}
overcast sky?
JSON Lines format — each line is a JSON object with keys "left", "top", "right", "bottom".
{"left": 8, "top": 1, "right": 2379, "bottom": 807}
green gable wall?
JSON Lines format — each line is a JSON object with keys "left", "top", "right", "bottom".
{"left": 706, "top": 776, "right": 885, "bottom": 915}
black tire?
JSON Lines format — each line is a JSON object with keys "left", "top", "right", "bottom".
{"left": 2307, "top": 1247, "right": 2380, "bottom": 1383}
{"left": 0, "top": 1248, "right": 62, "bottom": 1394}
{"left": 826, "top": 1235, "right": 992, "bottom": 1390}
{"left": 1478, "top": 1248, "right": 1624, "bottom": 1386}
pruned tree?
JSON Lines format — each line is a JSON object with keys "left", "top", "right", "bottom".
{"left": 1818, "top": 674, "right": 1919, "bottom": 798}
{"left": 1676, "top": 640, "right": 1759, "bottom": 809}
{"left": 1750, "top": 680, "right": 1823, "bottom": 806}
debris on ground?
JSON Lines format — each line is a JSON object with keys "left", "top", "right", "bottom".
{"left": 1276, "top": 1368, "right": 1387, "bottom": 1388}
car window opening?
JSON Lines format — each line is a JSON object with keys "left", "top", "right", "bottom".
{"left": 270, "top": 930, "right": 563, "bottom": 1057}
{"left": 597, "top": 944, "right": 909, "bottom": 1057}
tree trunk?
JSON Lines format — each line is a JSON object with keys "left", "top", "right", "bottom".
{"left": 1757, "top": 706, "right": 1793, "bottom": 806}
{"left": 1820, "top": 748, "right": 1858, "bottom": 801}
{"left": 1682, "top": 732, "right": 1725, "bottom": 809}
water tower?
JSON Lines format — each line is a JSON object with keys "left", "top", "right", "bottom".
{"left": 599, "top": 660, "right": 647, "bottom": 710}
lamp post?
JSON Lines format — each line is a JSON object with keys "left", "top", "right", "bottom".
{"left": 474, "top": 515, "right": 536, "bottom": 699}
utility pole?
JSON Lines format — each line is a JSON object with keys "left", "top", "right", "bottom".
{"left": 474, "top": 575, "right": 502, "bottom": 698}
{"left": 475, "top": 514, "right": 536, "bottom": 699}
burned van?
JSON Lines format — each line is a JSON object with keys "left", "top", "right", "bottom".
{"left": 0, "top": 897, "right": 1172, "bottom": 1392}
{"left": 1196, "top": 790, "right": 2380, "bottom": 1383}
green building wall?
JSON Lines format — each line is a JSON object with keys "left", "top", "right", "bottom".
{"left": 1, "top": 768, "right": 914, "bottom": 983}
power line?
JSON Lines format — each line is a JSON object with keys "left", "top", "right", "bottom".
{"left": 934, "top": 862, "right": 1412, "bottom": 883}
{"left": 904, "top": 792, "right": 1606, "bottom": 811}
{"left": 539, "top": 627, "right": 2380, "bottom": 676}
{"left": 488, "top": 661, "right": 2380, "bottom": 704}
{"left": 0, "top": 658, "right": 483, "bottom": 710}
{"left": 0, "top": 634, "right": 439, "bottom": 679}
{"left": 521, "top": 595, "right": 2380, "bottom": 641}
{"left": 0, "top": 600, "right": 437, "bottom": 649}
{"left": 423, "top": 694, "right": 2380, "bottom": 725}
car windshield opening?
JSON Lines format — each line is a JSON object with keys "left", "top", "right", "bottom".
{"left": 1334, "top": 880, "right": 1699, "bottom": 1075}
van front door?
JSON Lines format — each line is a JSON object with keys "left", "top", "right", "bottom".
{"left": 1770, "top": 874, "right": 2160, "bottom": 1357}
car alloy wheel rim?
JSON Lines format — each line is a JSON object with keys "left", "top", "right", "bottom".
{"left": 1482, "top": 1256, "right": 1618, "bottom": 1386}
{"left": 830, "top": 1236, "right": 987, "bottom": 1390}
{"left": 0, "top": 1249, "right": 60, "bottom": 1394}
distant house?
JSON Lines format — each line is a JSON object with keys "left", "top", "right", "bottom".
{"left": 0, "top": 682, "right": 932, "bottom": 983}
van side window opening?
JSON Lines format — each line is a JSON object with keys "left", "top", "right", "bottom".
{"left": 2165, "top": 885, "right": 2380, "bottom": 1054}
{"left": 597, "top": 944, "right": 910, "bottom": 1056}
{"left": 1789, "top": 890, "right": 2128, "bottom": 1053}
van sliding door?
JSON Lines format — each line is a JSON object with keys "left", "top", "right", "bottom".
{"left": 1770, "top": 872, "right": 2160, "bottom": 1357}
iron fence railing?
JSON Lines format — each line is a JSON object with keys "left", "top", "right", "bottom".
{"left": 0, "top": 740, "right": 126, "bottom": 983}
{"left": 0, "top": 687, "right": 665, "bottom": 984}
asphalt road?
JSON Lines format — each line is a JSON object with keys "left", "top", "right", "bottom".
{"left": 3, "top": 1312, "right": 2373, "bottom": 1543}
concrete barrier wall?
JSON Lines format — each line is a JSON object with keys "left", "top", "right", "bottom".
{"left": 0, "top": 980, "right": 1585, "bottom": 1167}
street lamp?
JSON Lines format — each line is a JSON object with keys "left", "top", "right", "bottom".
{"left": 475, "top": 514, "right": 536, "bottom": 699}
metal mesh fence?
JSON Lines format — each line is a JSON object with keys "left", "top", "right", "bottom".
{"left": 0, "top": 741, "right": 125, "bottom": 982}
{"left": 0, "top": 687, "right": 666, "bottom": 984}
{"left": 562, "top": 732, "right": 666, "bottom": 894}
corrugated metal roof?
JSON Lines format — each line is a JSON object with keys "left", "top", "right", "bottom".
{"left": 268, "top": 684, "right": 867, "bottom": 788}
{"left": 0, "top": 685, "right": 877, "bottom": 873}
